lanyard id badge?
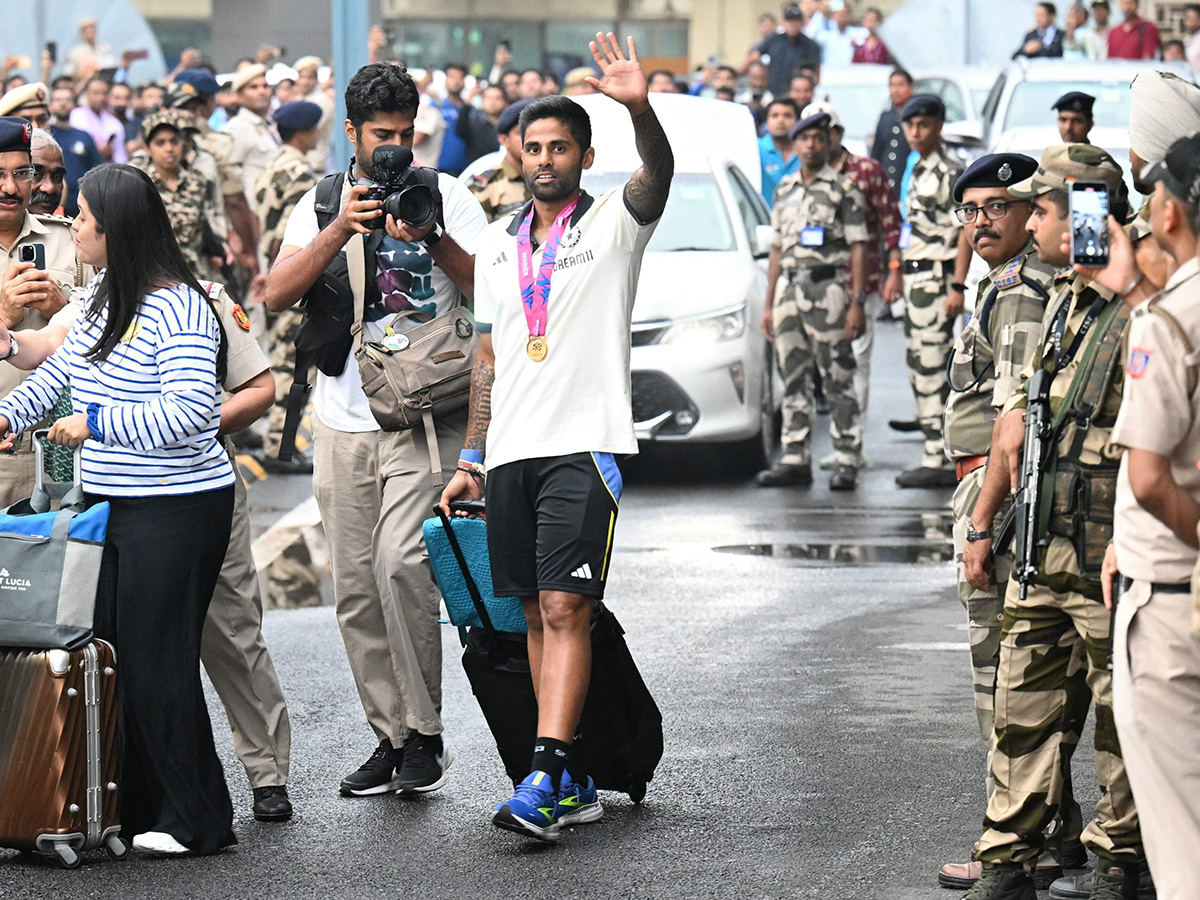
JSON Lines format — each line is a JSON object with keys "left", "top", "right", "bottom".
{"left": 899, "top": 222, "right": 913, "bottom": 250}
{"left": 800, "top": 226, "right": 825, "bottom": 247}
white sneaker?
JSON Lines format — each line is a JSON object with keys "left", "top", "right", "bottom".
{"left": 131, "top": 832, "right": 190, "bottom": 855}
{"left": 819, "top": 452, "right": 867, "bottom": 470}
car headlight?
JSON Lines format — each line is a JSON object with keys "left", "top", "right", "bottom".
{"left": 657, "top": 305, "right": 746, "bottom": 346}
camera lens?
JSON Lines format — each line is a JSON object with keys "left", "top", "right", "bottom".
{"left": 384, "top": 185, "right": 437, "bottom": 231}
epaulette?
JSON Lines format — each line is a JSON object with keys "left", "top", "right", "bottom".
{"left": 471, "top": 169, "right": 497, "bottom": 186}
{"left": 33, "top": 213, "right": 73, "bottom": 227}
{"left": 994, "top": 257, "right": 1023, "bottom": 290}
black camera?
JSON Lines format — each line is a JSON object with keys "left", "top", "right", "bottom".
{"left": 356, "top": 145, "right": 441, "bottom": 231}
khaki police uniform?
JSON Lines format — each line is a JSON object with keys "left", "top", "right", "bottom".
{"left": 770, "top": 164, "right": 867, "bottom": 469}
{"left": 223, "top": 107, "right": 280, "bottom": 204}
{"left": 902, "top": 146, "right": 964, "bottom": 470}
{"left": 192, "top": 118, "right": 245, "bottom": 206}
{"left": 1110, "top": 258, "right": 1200, "bottom": 900}
{"left": 0, "top": 212, "right": 92, "bottom": 507}
{"left": 978, "top": 271, "right": 1143, "bottom": 867}
{"left": 467, "top": 156, "right": 531, "bottom": 224}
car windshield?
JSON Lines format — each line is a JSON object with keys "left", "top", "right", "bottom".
{"left": 579, "top": 171, "right": 736, "bottom": 252}
{"left": 818, "top": 82, "right": 890, "bottom": 142}
{"left": 1004, "top": 81, "right": 1131, "bottom": 130}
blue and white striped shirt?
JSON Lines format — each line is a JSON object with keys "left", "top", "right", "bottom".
{"left": 0, "top": 277, "right": 235, "bottom": 497}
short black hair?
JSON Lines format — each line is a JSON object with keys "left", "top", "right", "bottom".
{"left": 51, "top": 75, "right": 74, "bottom": 90}
{"left": 791, "top": 73, "right": 815, "bottom": 88}
{"left": 1187, "top": 3, "right": 1200, "bottom": 14}
{"left": 715, "top": 86, "right": 736, "bottom": 100}
{"left": 648, "top": 68, "right": 676, "bottom": 83}
{"left": 767, "top": 97, "right": 801, "bottom": 118}
{"left": 890, "top": 67, "right": 913, "bottom": 84}
{"left": 520, "top": 68, "right": 543, "bottom": 81}
{"left": 84, "top": 75, "right": 111, "bottom": 90}
{"left": 717, "top": 65, "right": 738, "bottom": 78}
{"left": 519, "top": 95, "right": 592, "bottom": 151}
{"left": 444, "top": 62, "right": 468, "bottom": 77}
{"left": 1039, "top": 2, "right": 1058, "bottom": 16}
{"left": 345, "top": 62, "right": 420, "bottom": 130}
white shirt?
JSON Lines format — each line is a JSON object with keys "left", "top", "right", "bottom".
{"left": 413, "top": 101, "right": 446, "bottom": 169}
{"left": 473, "top": 187, "right": 658, "bottom": 470}
{"left": 281, "top": 170, "right": 487, "bottom": 432}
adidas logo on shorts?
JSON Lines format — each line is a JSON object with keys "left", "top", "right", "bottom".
{"left": 570, "top": 563, "right": 593, "bottom": 580}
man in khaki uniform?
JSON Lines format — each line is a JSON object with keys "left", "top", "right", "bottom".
{"left": 467, "top": 99, "right": 532, "bottom": 224}
{"left": 1108, "top": 135, "right": 1200, "bottom": 900}
{"left": 0, "top": 116, "right": 90, "bottom": 507}
{"left": 938, "top": 153, "right": 1088, "bottom": 892}
{"left": 293, "top": 56, "right": 335, "bottom": 174}
{"left": 223, "top": 64, "right": 281, "bottom": 207}
{"left": 20, "top": 282, "right": 295, "bottom": 822}
{"left": 963, "top": 145, "right": 1146, "bottom": 900}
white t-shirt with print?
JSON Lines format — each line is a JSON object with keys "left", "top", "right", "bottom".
{"left": 473, "top": 187, "right": 657, "bottom": 470}
{"left": 281, "top": 171, "right": 487, "bottom": 432}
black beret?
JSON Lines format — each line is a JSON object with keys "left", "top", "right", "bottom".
{"left": 789, "top": 111, "right": 832, "bottom": 139}
{"left": 953, "top": 153, "right": 1039, "bottom": 202}
{"left": 1053, "top": 91, "right": 1095, "bottom": 116}
{"left": 1143, "top": 134, "right": 1200, "bottom": 207}
{"left": 497, "top": 98, "right": 535, "bottom": 135}
{"left": 0, "top": 117, "right": 33, "bottom": 155}
{"left": 900, "top": 94, "right": 945, "bottom": 122}
{"left": 273, "top": 100, "right": 323, "bottom": 131}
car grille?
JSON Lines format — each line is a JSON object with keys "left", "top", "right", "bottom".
{"left": 631, "top": 324, "right": 668, "bottom": 347}
{"left": 631, "top": 371, "right": 697, "bottom": 434}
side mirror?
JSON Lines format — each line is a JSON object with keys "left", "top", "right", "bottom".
{"left": 753, "top": 224, "right": 774, "bottom": 258}
{"left": 942, "top": 119, "right": 985, "bottom": 147}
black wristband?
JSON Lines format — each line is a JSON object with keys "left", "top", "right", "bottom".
{"left": 423, "top": 223, "right": 443, "bottom": 247}
{"left": 950, "top": 282, "right": 968, "bottom": 292}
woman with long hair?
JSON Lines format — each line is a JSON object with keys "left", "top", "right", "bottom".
{"left": 0, "top": 163, "right": 237, "bottom": 856}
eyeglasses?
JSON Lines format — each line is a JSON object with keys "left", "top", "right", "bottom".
{"left": 954, "top": 199, "right": 1027, "bottom": 224}
{"left": 0, "top": 166, "right": 36, "bottom": 184}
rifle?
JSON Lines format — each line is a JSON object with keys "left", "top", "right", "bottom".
{"left": 1013, "top": 367, "right": 1053, "bottom": 600}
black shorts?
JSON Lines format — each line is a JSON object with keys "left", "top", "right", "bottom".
{"left": 486, "top": 452, "right": 622, "bottom": 599}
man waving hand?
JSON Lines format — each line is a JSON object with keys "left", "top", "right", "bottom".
{"left": 441, "top": 33, "right": 673, "bottom": 842}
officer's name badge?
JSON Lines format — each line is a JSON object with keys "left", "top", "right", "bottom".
{"left": 995, "top": 259, "right": 1022, "bottom": 289}
{"left": 1129, "top": 347, "right": 1153, "bottom": 378}
{"left": 232, "top": 304, "right": 251, "bottom": 332}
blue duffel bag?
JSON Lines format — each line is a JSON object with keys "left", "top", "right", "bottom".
{"left": 0, "top": 432, "right": 109, "bottom": 650}
{"left": 423, "top": 504, "right": 527, "bottom": 635}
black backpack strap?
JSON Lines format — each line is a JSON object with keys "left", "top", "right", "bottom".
{"left": 314, "top": 171, "right": 345, "bottom": 233}
{"left": 277, "top": 344, "right": 312, "bottom": 461}
{"left": 434, "top": 505, "right": 501, "bottom": 638}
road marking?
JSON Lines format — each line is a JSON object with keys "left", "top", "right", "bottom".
{"left": 884, "top": 642, "right": 968, "bottom": 651}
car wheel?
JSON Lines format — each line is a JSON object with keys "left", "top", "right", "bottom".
{"left": 733, "top": 344, "right": 781, "bottom": 473}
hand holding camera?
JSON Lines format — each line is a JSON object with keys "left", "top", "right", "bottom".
{"left": 353, "top": 145, "right": 442, "bottom": 243}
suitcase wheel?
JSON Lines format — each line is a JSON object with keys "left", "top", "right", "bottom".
{"left": 105, "top": 834, "right": 129, "bottom": 860}
{"left": 53, "top": 844, "right": 81, "bottom": 869}
{"left": 627, "top": 781, "right": 646, "bottom": 805}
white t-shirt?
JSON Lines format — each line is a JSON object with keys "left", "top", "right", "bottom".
{"left": 413, "top": 102, "right": 447, "bottom": 170}
{"left": 474, "top": 187, "right": 658, "bottom": 470}
{"left": 281, "top": 171, "right": 487, "bottom": 432}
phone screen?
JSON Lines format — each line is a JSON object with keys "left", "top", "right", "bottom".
{"left": 1070, "top": 183, "right": 1109, "bottom": 267}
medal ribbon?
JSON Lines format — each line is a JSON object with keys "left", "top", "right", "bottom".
{"left": 516, "top": 197, "right": 578, "bottom": 339}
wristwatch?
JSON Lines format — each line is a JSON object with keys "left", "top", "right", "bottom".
{"left": 950, "top": 281, "right": 968, "bottom": 293}
{"left": 1, "top": 334, "right": 19, "bottom": 362}
{"left": 423, "top": 223, "right": 443, "bottom": 247}
{"left": 965, "top": 522, "right": 991, "bottom": 542}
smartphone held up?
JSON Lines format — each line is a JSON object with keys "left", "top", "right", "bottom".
{"left": 1069, "top": 181, "right": 1110, "bottom": 268}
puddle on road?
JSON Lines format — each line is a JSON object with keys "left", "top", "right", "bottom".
{"left": 713, "top": 510, "right": 954, "bottom": 566}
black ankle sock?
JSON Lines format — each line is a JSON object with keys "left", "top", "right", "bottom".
{"left": 565, "top": 733, "right": 588, "bottom": 785}
{"left": 530, "top": 737, "right": 570, "bottom": 788}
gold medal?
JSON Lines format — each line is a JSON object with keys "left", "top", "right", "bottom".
{"left": 527, "top": 336, "right": 549, "bottom": 362}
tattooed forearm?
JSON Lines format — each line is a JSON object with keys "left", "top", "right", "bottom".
{"left": 624, "top": 104, "right": 674, "bottom": 224}
{"left": 464, "top": 352, "right": 494, "bottom": 452}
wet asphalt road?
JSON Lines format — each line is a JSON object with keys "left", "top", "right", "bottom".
{"left": 0, "top": 323, "right": 1100, "bottom": 899}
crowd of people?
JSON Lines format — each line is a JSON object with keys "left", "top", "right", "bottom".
{"left": 0, "top": 6, "right": 1200, "bottom": 898}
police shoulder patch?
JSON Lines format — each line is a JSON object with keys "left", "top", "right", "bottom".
{"left": 472, "top": 169, "right": 497, "bottom": 185}
{"left": 231, "top": 303, "right": 251, "bottom": 332}
{"left": 994, "top": 257, "right": 1023, "bottom": 290}
{"left": 1129, "top": 346, "right": 1152, "bottom": 378}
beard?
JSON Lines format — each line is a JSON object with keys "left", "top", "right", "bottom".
{"left": 525, "top": 166, "right": 582, "bottom": 203}
{"left": 28, "top": 191, "right": 59, "bottom": 213}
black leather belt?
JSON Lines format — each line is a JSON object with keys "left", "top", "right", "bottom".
{"left": 903, "top": 259, "right": 942, "bottom": 274}
{"left": 794, "top": 264, "right": 838, "bottom": 282}
{"left": 1117, "top": 574, "right": 1192, "bottom": 595}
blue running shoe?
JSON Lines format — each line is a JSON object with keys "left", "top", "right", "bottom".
{"left": 491, "top": 771, "right": 561, "bottom": 842}
{"left": 555, "top": 773, "right": 603, "bottom": 826}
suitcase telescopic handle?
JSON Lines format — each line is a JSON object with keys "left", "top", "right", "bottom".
{"left": 29, "top": 428, "right": 84, "bottom": 513}
{"left": 433, "top": 503, "right": 501, "bottom": 640}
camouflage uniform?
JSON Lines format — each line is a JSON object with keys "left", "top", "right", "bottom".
{"left": 467, "top": 155, "right": 530, "bottom": 224}
{"left": 770, "top": 165, "right": 868, "bottom": 468}
{"left": 979, "top": 272, "right": 1142, "bottom": 867}
{"left": 254, "top": 144, "right": 318, "bottom": 460}
{"left": 133, "top": 158, "right": 218, "bottom": 282}
{"left": 902, "top": 146, "right": 964, "bottom": 469}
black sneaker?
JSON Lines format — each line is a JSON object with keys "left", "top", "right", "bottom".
{"left": 755, "top": 463, "right": 813, "bottom": 487}
{"left": 1048, "top": 861, "right": 1153, "bottom": 899}
{"left": 888, "top": 418, "right": 922, "bottom": 432}
{"left": 962, "top": 863, "right": 1037, "bottom": 900}
{"left": 339, "top": 740, "right": 402, "bottom": 796}
{"left": 829, "top": 464, "right": 858, "bottom": 491}
{"left": 252, "top": 785, "right": 293, "bottom": 821}
{"left": 396, "top": 733, "right": 454, "bottom": 793}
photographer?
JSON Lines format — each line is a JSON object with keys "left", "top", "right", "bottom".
{"left": 263, "top": 63, "right": 485, "bottom": 797}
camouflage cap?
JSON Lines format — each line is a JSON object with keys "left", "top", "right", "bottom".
{"left": 140, "top": 108, "right": 194, "bottom": 141}
{"left": 1009, "top": 143, "right": 1128, "bottom": 203}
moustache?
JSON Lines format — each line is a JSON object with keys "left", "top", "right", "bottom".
{"left": 0, "top": 194, "right": 22, "bottom": 205}
{"left": 29, "top": 191, "right": 59, "bottom": 208}
{"left": 973, "top": 228, "right": 1001, "bottom": 242}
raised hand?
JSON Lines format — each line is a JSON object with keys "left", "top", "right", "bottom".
{"left": 586, "top": 33, "right": 649, "bottom": 113}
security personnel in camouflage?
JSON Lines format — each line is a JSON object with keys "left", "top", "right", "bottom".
{"left": 758, "top": 111, "right": 868, "bottom": 491}
{"left": 964, "top": 145, "right": 1146, "bottom": 900}
{"left": 938, "top": 154, "right": 1090, "bottom": 892}
{"left": 254, "top": 100, "right": 322, "bottom": 471}
{"left": 467, "top": 98, "right": 532, "bottom": 224}
{"left": 896, "top": 95, "right": 971, "bottom": 489}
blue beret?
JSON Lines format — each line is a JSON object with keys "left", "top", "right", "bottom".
{"left": 900, "top": 94, "right": 945, "bottom": 122}
{"left": 497, "top": 98, "right": 535, "bottom": 135}
{"left": 1052, "top": 91, "right": 1095, "bottom": 116}
{"left": 0, "top": 117, "right": 33, "bottom": 155}
{"left": 953, "top": 153, "right": 1039, "bottom": 202}
{"left": 273, "top": 100, "right": 323, "bottom": 131}
{"left": 174, "top": 69, "right": 221, "bottom": 97}
{"left": 789, "top": 111, "right": 831, "bottom": 139}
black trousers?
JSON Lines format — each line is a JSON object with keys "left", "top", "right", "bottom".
{"left": 92, "top": 485, "right": 237, "bottom": 854}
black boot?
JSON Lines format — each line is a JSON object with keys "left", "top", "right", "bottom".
{"left": 754, "top": 463, "right": 813, "bottom": 487}
{"left": 252, "top": 785, "right": 293, "bottom": 821}
{"left": 961, "top": 863, "right": 1037, "bottom": 900}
